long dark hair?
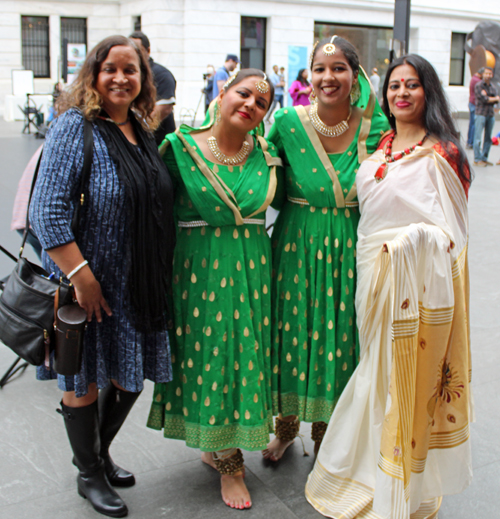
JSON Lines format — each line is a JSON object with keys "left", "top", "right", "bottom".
{"left": 296, "top": 68, "right": 309, "bottom": 86}
{"left": 56, "top": 35, "right": 157, "bottom": 131}
{"left": 382, "top": 54, "right": 470, "bottom": 187}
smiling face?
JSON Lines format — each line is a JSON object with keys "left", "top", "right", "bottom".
{"left": 311, "top": 48, "right": 356, "bottom": 108}
{"left": 218, "top": 76, "right": 271, "bottom": 131}
{"left": 386, "top": 63, "right": 426, "bottom": 126}
{"left": 95, "top": 45, "right": 141, "bottom": 117}
{"left": 482, "top": 68, "right": 493, "bottom": 83}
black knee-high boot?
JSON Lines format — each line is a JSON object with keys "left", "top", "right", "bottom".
{"left": 99, "top": 384, "right": 141, "bottom": 487}
{"left": 58, "top": 400, "right": 128, "bottom": 518}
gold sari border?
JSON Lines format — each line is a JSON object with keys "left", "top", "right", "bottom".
{"left": 287, "top": 195, "right": 358, "bottom": 208}
{"left": 246, "top": 135, "right": 278, "bottom": 219}
{"left": 357, "top": 66, "right": 376, "bottom": 164}
{"left": 305, "top": 459, "right": 442, "bottom": 519}
{"left": 177, "top": 218, "right": 265, "bottom": 228}
{"left": 175, "top": 129, "right": 245, "bottom": 226}
{"left": 295, "top": 105, "right": 346, "bottom": 209}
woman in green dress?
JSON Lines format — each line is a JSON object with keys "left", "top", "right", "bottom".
{"left": 263, "top": 36, "right": 390, "bottom": 461}
{"left": 147, "top": 69, "right": 282, "bottom": 509}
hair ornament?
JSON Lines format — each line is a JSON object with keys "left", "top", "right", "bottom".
{"left": 255, "top": 73, "right": 269, "bottom": 94}
{"left": 322, "top": 35, "right": 338, "bottom": 57}
{"left": 309, "top": 41, "right": 320, "bottom": 69}
{"left": 223, "top": 73, "right": 238, "bottom": 90}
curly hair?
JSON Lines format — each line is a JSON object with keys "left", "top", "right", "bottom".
{"left": 56, "top": 35, "right": 158, "bottom": 131}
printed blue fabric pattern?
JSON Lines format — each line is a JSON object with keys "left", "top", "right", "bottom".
{"left": 29, "top": 108, "right": 172, "bottom": 397}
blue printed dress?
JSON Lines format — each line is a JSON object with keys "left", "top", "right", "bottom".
{"left": 29, "top": 108, "right": 172, "bottom": 397}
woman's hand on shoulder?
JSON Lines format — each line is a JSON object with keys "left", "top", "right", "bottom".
{"left": 71, "top": 267, "right": 112, "bottom": 323}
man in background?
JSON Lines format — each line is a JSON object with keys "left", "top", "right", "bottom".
{"left": 266, "top": 64, "right": 285, "bottom": 123}
{"left": 212, "top": 54, "right": 239, "bottom": 99}
{"left": 473, "top": 66, "right": 499, "bottom": 166}
{"left": 370, "top": 67, "right": 380, "bottom": 96}
{"left": 467, "top": 68, "right": 483, "bottom": 149}
{"left": 129, "top": 31, "right": 177, "bottom": 145}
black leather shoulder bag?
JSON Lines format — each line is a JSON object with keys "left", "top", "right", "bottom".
{"left": 0, "top": 117, "right": 93, "bottom": 366}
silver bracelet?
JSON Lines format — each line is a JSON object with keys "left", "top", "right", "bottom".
{"left": 67, "top": 260, "right": 89, "bottom": 279}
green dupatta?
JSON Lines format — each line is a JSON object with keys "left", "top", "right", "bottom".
{"left": 159, "top": 116, "right": 282, "bottom": 227}
{"left": 270, "top": 69, "right": 389, "bottom": 209}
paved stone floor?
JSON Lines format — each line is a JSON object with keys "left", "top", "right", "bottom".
{"left": 0, "top": 116, "right": 498, "bottom": 518}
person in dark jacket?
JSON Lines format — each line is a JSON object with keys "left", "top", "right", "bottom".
{"left": 130, "top": 31, "right": 177, "bottom": 145}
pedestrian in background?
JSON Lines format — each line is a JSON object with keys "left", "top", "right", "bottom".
{"left": 129, "top": 31, "right": 177, "bottom": 145}
{"left": 266, "top": 64, "right": 285, "bottom": 122}
{"left": 279, "top": 66, "right": 286, "bottom": 92}
{"left": 11, "top": 144, "right": 43, "bottom": 259}
{"left": 29, "top": 35, "right": 175, "bottom": 518}
{"left": 289, "top": 68, "right": 312, "bottom": 106}
{"left": 369, "top": 66, "right": 380, "bottom": 96}
{"left": 467, "top": 68, "right": 483, "bottom": 149}
{"left": 203, "top": 64, "right": 215, "bottom": 113}
{"left": 212, "top": 54, "right": 239, "bottom": 99}
{"left": 473, "top": 66, "right": 499, "bottom": 166}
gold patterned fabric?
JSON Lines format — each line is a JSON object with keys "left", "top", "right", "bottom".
{"left": 305, "top": 147, "right": 472, "bottom": 518}
{"left": 268, "top": 74, "right": 390, "bottom": 423}
{"left": 147, "top": 126, "right": 282, "bottom": 452}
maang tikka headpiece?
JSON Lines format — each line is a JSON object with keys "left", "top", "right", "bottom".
{"left": 323, "top": 35, "right": 338, "bottom": 56}
{"left": 255, "top": 73, "right": 269, "bottom": 94}
{"left": 309, "top": 35, "right": 339, "bottom": 70}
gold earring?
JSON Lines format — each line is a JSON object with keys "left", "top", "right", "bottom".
{"left": 350, "top": 82, "right": 361, "bottom": 105}
{"left": 215, "top": 104, "right": 222, "bottom": 125}
{"left": 309, "top": 90, "right": 317, "bottom": 105}
{"left": 255, "top": 73, "right": 269, "bottom": 94}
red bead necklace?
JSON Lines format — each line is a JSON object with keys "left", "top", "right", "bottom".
{"left": 374, "top": 131, "right": 429, "bottom": 183}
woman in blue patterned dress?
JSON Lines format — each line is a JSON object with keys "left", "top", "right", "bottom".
{"left": 29, "top": 35, "right": 175, "bottom": 518}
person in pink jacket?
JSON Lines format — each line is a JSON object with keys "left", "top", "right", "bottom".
{"left": 289, "top": 68, "right": 312, "bottom": 106}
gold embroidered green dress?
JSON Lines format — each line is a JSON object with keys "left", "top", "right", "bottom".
{"left": 147, "top": 125, "right": 283, "bottom": 451}
{"left": 268, "top": 74, "right": 390, "bottom": 423}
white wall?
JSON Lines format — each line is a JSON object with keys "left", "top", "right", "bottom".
{"left": 3, "top": 0, "right": 500, "bottom": 118}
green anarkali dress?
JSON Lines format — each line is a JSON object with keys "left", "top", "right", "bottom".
{"left": 147, "top": 125, "right": 283, "bottom": 452}
{"left": 269, "top": 74, "right": 390, "bottom": 423}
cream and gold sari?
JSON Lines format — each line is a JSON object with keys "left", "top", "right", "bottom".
{"left": 305, "top": 145, "right": 472, "bottom": 519}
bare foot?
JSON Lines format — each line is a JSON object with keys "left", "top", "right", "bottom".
{"left": 221, "top": 472, "right": 251, "bottom": 509}
{"left": 262, "top": 437, "right": 295, "bottom": 461}
{"left": 201, "top": 451, "right": 217, "bottom": 471}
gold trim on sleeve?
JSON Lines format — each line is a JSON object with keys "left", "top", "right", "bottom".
{"left": 357, "top": 66, "right": 376, "bottom": 164}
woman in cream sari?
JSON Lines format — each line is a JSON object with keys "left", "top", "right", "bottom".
{"left": 305, "top": 54, "right": 472, "bottom": 518}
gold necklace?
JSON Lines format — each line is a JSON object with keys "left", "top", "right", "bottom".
{"left": 207, "top": 135, "right": 251, "bottom": 165}
{"left": 309, "top": 103, "right": 351, "bottom": 137}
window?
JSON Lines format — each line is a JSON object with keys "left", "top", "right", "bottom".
{"left": 61, "top": 18, "right": 87, "bottom": 49}
{"left": 314, "top": 23, "right": 393, "bottom": 94}
{"left": 21, "top": 16, "right": 50, "bottom": 78}
{"left": 450, "top": 33, "right": 466, "bottom": 86}
{"left": 133, "top": 16, "right": 141, "bottom": 32}
{"left": 241, "top": 17, "right": 266, "bottom": 70}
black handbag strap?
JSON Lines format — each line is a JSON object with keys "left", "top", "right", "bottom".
{"left": 71, "top": 118, "right": 94, "bottom": 236}
{"left": 19, "top": 117, "right": 94, "bottom": 258}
